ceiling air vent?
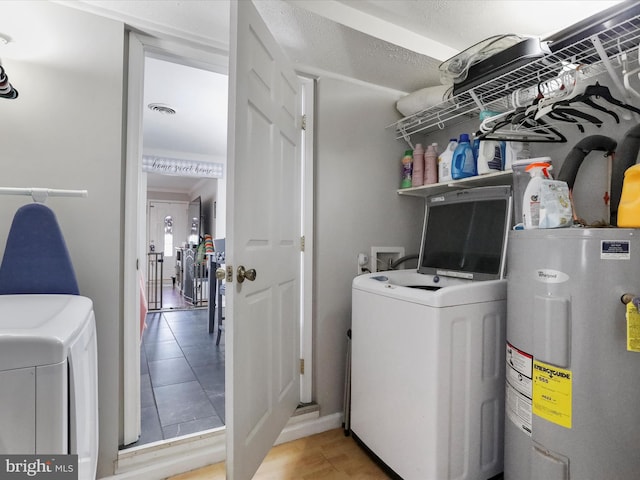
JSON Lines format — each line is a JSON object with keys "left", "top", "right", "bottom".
{"left": 147, "top": 103, "right": 176, "bottom": 115}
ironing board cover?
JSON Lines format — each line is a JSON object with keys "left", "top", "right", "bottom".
{"left": 0, "top": 203, "right": 79, "bottom": 295}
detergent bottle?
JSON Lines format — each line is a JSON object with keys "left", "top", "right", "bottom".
{"left": 522, "top": 161, "right": 552, "bottom": 229}
{"left": 477, "top": 140, "right": 505, "bottom": 174}
{"left": 618, "top": 164, "right": 640, "bottom": 227}
{"left": 400, "top": 149, "right": 413, "bottom": 189}
{"left": 424, "top": 143, "right": 438, "bottom": 184}
{"left": 451, "top": 134, "right": 477, "bottom": 179}
{"left": 412, "top": 143, "right": 424, "bottom": 187}
{"left": 438, "top": 138, "right": 457, "bottom": 183}
{"left": 505, "top": 141, "right": 530, "bottom": 170}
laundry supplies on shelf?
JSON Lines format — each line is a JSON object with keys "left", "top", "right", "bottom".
{"left": 522, "top": 161, "right": 552, "bottom": 229}
{"left": 400, "top": 149, "right": 413, "bottom": 189}
{"left": 412, "top": 144, "right": 424, "bottom": 187}
{"left": 423, "top": 143, "right": 438, "bottom": 185}
{"left": 477, "top": 139, "right": 505, "bottom": 175}
{"left": 451, "top": 133, "right": 477, "bottom": 179}
{"left": 437, "top": 138, "right": 457, "bottom": 183}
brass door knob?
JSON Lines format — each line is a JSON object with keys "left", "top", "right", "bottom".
{"left": 237, "top": 265, "right": 256, "bottom": 283}
{"left": 215, "top": 267, "right": 226, "bottom": 280}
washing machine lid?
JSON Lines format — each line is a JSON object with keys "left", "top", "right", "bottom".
{"left": 353, "top": 270, "right": 506, "bottom": 307}
{"left": 0, "top": 294, "right": 94, "bottom": 369}
{"left": 418, "top": 186, "right": 512, "bottom": 281}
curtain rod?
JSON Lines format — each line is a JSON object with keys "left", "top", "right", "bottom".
{"left": 0, "top": 187, "right": 88, "bottom": 203}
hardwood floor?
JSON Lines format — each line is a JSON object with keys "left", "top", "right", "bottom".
{"left": 168, "top": 429, "right": 392, "bottom": 480}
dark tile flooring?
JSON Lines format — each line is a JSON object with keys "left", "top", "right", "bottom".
{"left": 124, "top": 306, "right": 225, "bottom": 448}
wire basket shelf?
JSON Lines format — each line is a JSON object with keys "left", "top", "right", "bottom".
{"left": 391, "top": 13, "right": 640, "bottom": 140}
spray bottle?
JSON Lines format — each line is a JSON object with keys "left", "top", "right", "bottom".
{"left": 522, "top": 161, "right": 552, "bottom": 229}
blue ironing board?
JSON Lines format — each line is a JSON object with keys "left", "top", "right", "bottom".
{"left": 0, "top": 203, "right": 79, "bottom": 295}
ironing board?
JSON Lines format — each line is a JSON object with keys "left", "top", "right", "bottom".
{"left": 0, "top": 203, "right": 79, "bottom": 295}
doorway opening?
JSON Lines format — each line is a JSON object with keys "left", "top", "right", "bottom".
{"left": 123, "top": 52, "right": 229, "bottom": 449}
{"left": 121, "top": 30, "right": 315, "bottom": 458}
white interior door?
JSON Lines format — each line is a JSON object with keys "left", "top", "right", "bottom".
{"left": 226, "top": 1, "right": 302, "bottom": 478}
{"left": 147, "top": 201, "right": 187, "bottom": 281}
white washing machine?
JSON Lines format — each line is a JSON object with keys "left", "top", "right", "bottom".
{"left": 0, "top": 294, "right": 98, "bottom": 480}
{"left": 350, "top": 186, "right": 512, "bottom": 480}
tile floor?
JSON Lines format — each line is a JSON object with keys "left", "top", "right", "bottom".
{"left": 123, "top": 306, "right": 225, "bottom": 448}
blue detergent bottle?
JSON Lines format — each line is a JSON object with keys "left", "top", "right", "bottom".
{"left": 451, "top": 133, "right": 477, "bottom": 179}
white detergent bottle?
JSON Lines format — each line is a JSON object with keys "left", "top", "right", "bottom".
{"left": 477, "top": 140, "right": 505, "bottom": 174}
{"left": 505, "top": 141, "right": 530, "bottom": 170}
{"left": 438, "top": 138, "right": 457, "bottom": 182}
{"left": 522, "top": 161, "right": 552, "bottom": 229}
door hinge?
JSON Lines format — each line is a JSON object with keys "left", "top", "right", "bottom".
{"left": 300, "top": 235, "right": 305, "bottom": 252}
{"left": 299, "top": 358, "right": 305, "bottom": 375}
{"left": 226, "top": 265, "right": 233, "bottom": 282}
{"left": 301, "top": 114, "right": 306, "bottom": 131}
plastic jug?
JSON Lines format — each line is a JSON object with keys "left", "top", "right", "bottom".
{"left": 477, "top": 140, "right": 505, "bottom": 174}
{"left": 438, "top": 138, "right": 457, "bottom": 183}
{"left": 618, "top": 164, "right": 640, "bottom": 227}
{"left": 451, "top": 134, "right": 477, "bottom": 179}
{"left": 412, "top": 143, "right": 424, "bottom": 187}
{"left": 424, "top": 143, "right": 438, "bottom": 184}
{"left": 505, "top": 141, "right": 530, "bottom": 170}
{"left": 400, "top": 149, "right": 413, "bottom": 189}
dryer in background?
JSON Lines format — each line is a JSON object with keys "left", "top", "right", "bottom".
{"left": 0, "top": 294, "right": 98, "bottom": 480}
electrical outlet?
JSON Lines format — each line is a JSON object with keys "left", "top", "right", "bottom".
{"left": 356, "top": 253, "right": 369, "bottom": 275}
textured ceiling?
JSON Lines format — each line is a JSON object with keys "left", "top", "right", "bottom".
{"left": 256, "top": 0, "right": 624, "bottom": 93}
{"left": 254, "top": 0, "right": 443, "bottom": 93}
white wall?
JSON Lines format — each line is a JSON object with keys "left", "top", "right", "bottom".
{"left": 0, "top": 3, "right": 123, "bottom": 477}
{"left": 313, "top": 77, "right": 424, "bottom": 415}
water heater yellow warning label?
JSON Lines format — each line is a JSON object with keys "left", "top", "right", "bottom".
{"left": 532, "top": 360, "right": 572, "bottom": 429}
{"left": 626, "top": 302, "right": 640, "bottom": 352}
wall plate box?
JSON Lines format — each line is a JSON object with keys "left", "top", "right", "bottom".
{"left": 370, "top": 247, "right": 405, "bottom": 272}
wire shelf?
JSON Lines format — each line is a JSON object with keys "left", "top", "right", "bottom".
{"left": 391, "top": 13, "right": 640, "bottom": 140}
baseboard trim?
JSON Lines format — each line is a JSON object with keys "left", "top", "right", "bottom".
{"left": 105, "top": 412, "right": 342, "bottom": 479}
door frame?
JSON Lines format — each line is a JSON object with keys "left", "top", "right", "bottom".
{"left": 300, "top": 75, "right": 314, "bottom": 404}
{"left": 122, "top": 31, "right": 229, "bottom": 445}
{"left": 122, "top": 31, "right": 315, "bottom": 448}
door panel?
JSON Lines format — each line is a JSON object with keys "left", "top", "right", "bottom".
{"left": 227, "top": 1, "right": 302, "bottom": 478}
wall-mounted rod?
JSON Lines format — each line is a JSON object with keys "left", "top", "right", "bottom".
{"left": 0, "top": 187, "right": 88, "bottom": 203}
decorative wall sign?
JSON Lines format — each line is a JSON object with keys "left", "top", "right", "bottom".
{"left": 142, "top": 156, "right": 223, "bottom": 178}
